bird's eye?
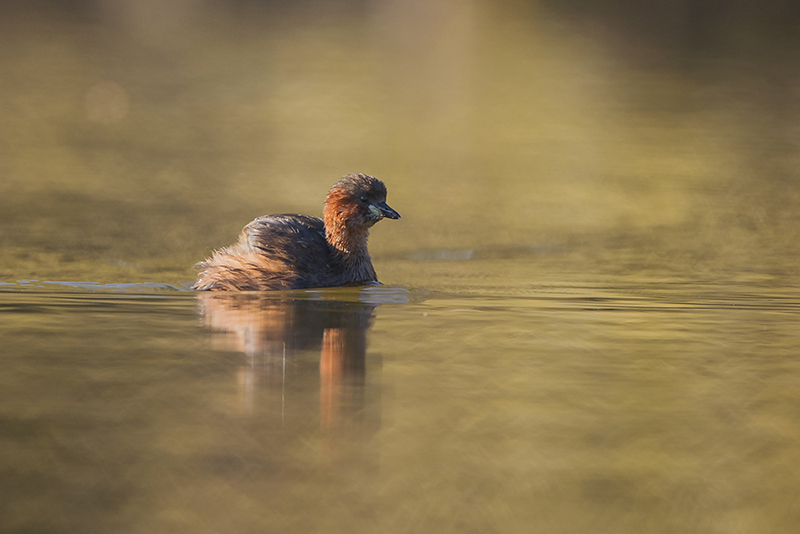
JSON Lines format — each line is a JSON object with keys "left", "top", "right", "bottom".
{"left": 359, "top": 195, "right": 369, "bottom": 203}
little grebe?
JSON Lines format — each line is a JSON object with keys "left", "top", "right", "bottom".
{"left": 193, "top": 173, "right": 400, "bottom": 291}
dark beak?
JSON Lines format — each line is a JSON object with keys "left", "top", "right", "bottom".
{"left": 378, "top": 201, "right": 401, "bottom": 220}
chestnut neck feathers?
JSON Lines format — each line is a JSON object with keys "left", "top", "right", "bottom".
{"left": 323, "top": 173, "right": 387, "bottom": 257}
{"left": 323, "top": 188, "right": 369, "bottom": 256}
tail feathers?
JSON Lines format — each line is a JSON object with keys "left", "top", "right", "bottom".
{"left": 192, "top": 249, "right": 296, "bottom": 291}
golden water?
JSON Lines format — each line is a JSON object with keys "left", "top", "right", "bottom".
{"left": 2, "top": 1, "right": 800, "bottom": 532}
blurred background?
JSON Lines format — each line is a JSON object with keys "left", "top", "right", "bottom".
{"left": 1, "top": 0, "right": 800, "bottom": 285}
{"left": 3, "top": 3, "right": 800, "bottom": 533}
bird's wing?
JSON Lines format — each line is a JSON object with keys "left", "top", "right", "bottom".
{"left": 242, "top": 215, "right": 334, "bottom": 275}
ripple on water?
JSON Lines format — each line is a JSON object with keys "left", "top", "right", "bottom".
{"left": 0, "top": 280, "right": 194, "bottom": 293}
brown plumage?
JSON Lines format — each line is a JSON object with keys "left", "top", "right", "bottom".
{"left": 193, "top": 173, "right": 400, "bottom": 291}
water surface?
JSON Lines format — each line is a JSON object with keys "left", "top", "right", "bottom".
{"left": 3, "top": 273, "right": 800, "bottom": 533}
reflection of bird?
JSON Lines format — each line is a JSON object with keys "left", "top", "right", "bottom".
{"left": 196, "top": 292, "right": 375, "bottom": 359}
{"left": 196, "top": 293, "right": 376, "bottom": 425}
{"left": 193, "top": 173, "right": 401, "bottom": 291}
